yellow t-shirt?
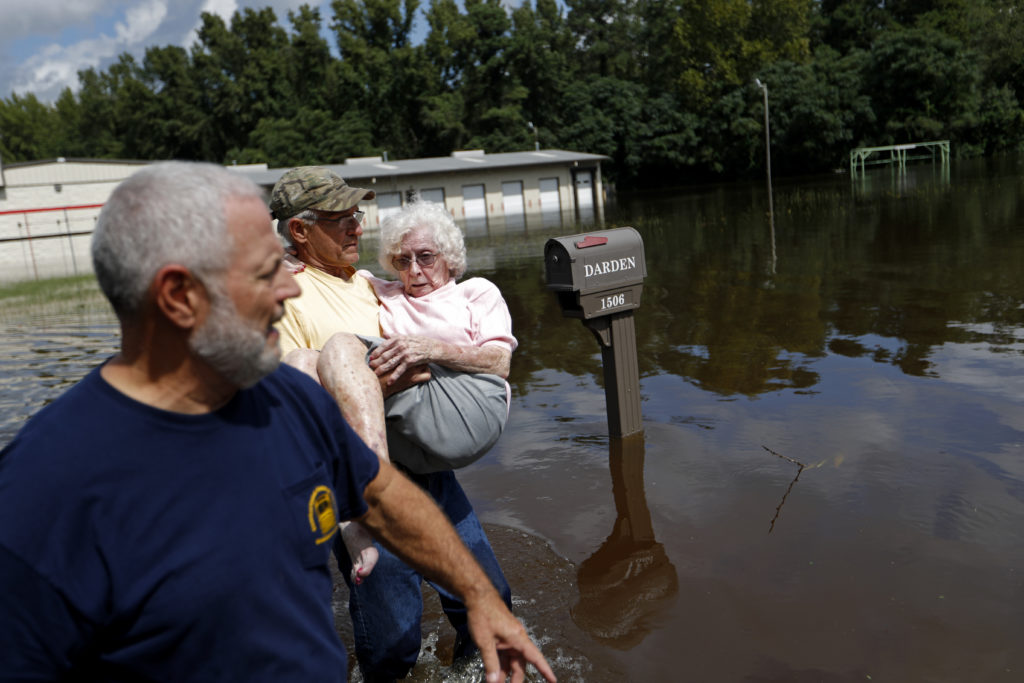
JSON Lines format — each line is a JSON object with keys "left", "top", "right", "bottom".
{"left": 276, "top": 265, "right": 382, "bottom": 356}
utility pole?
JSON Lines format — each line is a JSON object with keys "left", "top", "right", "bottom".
{"left": 754, "top": 79, "right": 774, "bottom": 223}
{"left": 755, "top": 78, "right": 777, "bottom": 274}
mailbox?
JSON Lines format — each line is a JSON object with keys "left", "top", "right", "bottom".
{"left": 544, "top": 227, "right": 646, "bottom": 319}
{"left": 544, "top": 227, "right": 647, "bottom": 438}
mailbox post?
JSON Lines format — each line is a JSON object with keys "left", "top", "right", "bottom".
{"left": 544, "top": 227, "right": 646, "bottom": 437}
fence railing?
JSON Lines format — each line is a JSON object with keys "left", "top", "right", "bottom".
{"left": 0, "top": 204, "right": 103, "bottom": 282}
{"left": 849, "top": 141, "right": 950, "bottom": 176}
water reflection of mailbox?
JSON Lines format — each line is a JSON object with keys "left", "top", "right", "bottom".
{"left": 544, "top": 228, "right": 646, "bottom": 319}
{"left": 544, "top": 227, "right": 646, "bottom": 437}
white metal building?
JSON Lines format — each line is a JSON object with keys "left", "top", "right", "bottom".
{"left": 240, "top": 148, "right": 609, "bottom": 235}
{"left": 0, "top": 149, "right": 608, "bottom": 282}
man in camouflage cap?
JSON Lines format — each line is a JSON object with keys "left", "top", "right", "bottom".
{"left": 270, "top": 166, "right": 376, "bottom": 222}
{"left": 271, "top": 167, "right": 376, "bottom": 280}
{"left": 269, "top": 167, "right": 517, "bottom": 682}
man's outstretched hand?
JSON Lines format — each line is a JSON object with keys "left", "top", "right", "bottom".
{"left": 361, "top": 464, "right": 557, "bottom": 683}
{"left": 467, "top": 589, "right": 557, "bottom": 683}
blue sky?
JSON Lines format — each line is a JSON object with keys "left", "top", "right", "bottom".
{"left": 0, "top": 0, "right": 343, "bottom": 103}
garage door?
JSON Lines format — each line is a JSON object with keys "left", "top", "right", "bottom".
{"left": 462, "top": 184, "right": 487, "bottom": 236}
{"left": 376, "top": 192, "right": 402, "bottom": 224}
{"left": 574, "top": 170, "right": 594, "bottom": 222}
{"left": 420, "top": 188, "right": 445, "bottom": 206}
{"left": 463, "top": 184, "right": 486, "bottom": 220}
{"left": 539, "top": 178, "right": 560, "bottom": 213}
{"left": 501, "top": 181, "right": 524, "bottom": 216}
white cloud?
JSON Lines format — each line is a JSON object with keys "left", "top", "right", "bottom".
{"left": 0, "top": 0, "right": 116, "bottom": 43}
{"left": 8, "top": 0, "right": 168, "bottom": 101}
{"left": 0, "top": 0, "right": 329, "bottom": 101}
{"left": 181, "top": 0, "right": 238, "bottom": 46}
{"left": 180, "top": 0, "right": 316, "bottom": 46}
{"left": 116, "top": 0, "right": 169, "bottom": 44}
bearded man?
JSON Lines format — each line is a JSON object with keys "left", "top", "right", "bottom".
{"left": 0, "top": 161, "right": 555, "bottom": 683}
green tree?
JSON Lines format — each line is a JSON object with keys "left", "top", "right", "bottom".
{"left": 636, "top": 0, "right": 686, "bottom": 92}
{"left": 960, "top": 85, "right": 1024, "bottom": 156}
{"left": 139, "top": 45, "right": 211, "bottom": 160}
{"left": 506, "top": 0, "right": 574, "bottom": 149}
{"left": 756, "top": 47, "right": 875, "bottom": 174}
{"left": 0, "top": 93, "right": 60, "bottom": 161}
{"left": 286, "top": 5, "right": 335, "bottom": 109}
{"left": 456, "top": 0, "right": 524, "bottom": 151}
{"left": 421, "top": 0, "right": 528, "bottom": 153}
{"left": 63, "top": 65, "right": 125, "bottom": 157}
{"left": 564, "top": 0, "right": 638, "bottom": 80}
{"left": 331, "top": 0, "right": 426, "bottom": 158}
{"left": 559, "top": 77, "right": 646, "bottom": 181}
{"left": 863, "top": 27, "right": 981, "bottom": 144}
{"left": 420, "top": 0, "right": 471, "bottom": 154}
{"left": 815, "top": 0, "right": 895, "bottom": 52}
{"left": 673, "top": 0, "right": 813, "bottom": 107}
{"left": 227, "top": 107, "right": 375, "bottom": 166}
{"left": 970, "top": 0, "right": 1024, "bottom": 102}
{"left": 634, "top": 94, "right": 703, "bottom": 184}
{"left": 189, "top": 8, "right": 292, "bottom": 162}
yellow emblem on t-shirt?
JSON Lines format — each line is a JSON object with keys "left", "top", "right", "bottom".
{"left": 307, "top": 485, "right": 339, "bottom": 544}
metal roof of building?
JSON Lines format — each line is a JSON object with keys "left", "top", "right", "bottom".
{"left": 237, "top": 149, "right": 609, "bottom": 187}
{"left": 0, "top": 149, "right": 608, "bottom": 190}
{"left": 3, "top": 157, "right": 151, "bottom": 169}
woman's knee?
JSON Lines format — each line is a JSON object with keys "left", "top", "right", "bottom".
{"left": 321, "top": 332, "right": 368, "bottom": 359}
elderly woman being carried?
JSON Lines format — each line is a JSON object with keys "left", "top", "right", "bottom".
{"left": 334, "top": 201, "right": 516, "bottom": 565}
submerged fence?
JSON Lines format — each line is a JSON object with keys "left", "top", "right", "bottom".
{"left": 850, "top": 140, "right": 950, "bottom": 176}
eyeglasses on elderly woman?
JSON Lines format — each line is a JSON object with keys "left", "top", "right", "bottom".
{"left": 392, "top": 252, "right": 439, "bottom": 271}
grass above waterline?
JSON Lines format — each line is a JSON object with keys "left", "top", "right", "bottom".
{"left": 0, "top": 275, "right": 113, "bottom": 322}
{"left": 0, "top": 274, "right": 98, "bottom": 301}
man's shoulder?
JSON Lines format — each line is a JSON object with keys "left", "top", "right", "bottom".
{"left": 5, "top": 366, "right": 107, "bottom": 442}
{"left": 254, "top": 364, "right": 328, "bottom": 405}
{"left": 301, "top": 265, "right": 372, "bottom": 287}
{"left": 0, "top": 366, "right": 116, "bottom": 507}
{"left": 254, "top": 365, "right": 352, "bottom": 428}
{"left": 253, "top": 366, "right": 380, "bottom": 476}
{"left": 290, "top": 266, "right": 377, "bottom": 303}
{"left": 360, "top": 271, "right": 403, "bottom": 299}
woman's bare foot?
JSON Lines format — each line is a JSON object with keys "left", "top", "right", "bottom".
{"left": 340, "top": 521, "right": 379, "bottom": 584}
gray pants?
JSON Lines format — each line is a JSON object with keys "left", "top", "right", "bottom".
{"left": 360, "top": 337, "right": 509, "bottom": 473}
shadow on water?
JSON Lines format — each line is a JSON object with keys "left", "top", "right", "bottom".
{"left": 570, "top": 434, "right": 679, "bottom": 650}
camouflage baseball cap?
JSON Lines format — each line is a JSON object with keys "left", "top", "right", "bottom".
{"left": 269, "top": 166, "right": 375, "bottom": 220}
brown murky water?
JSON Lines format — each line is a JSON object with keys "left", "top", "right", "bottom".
{"left": 3, "top": 156, "right": 1024, "bottom": 681}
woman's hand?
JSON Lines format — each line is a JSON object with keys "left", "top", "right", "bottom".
{"left": 369, "top": 336, "right": 439, "bottom": 385}
{"left": 370, "top": 335, "right": 511, "bottom": 385}
{"left": 380, "top": 364, "right": 432, "bottom": 397}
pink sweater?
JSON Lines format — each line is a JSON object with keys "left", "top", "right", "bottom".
{"left": 361, "top": 273, "right": 518, "bottom": 353}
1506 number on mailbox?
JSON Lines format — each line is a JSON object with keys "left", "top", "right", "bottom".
{"left": 600, "top": 292, "right": 626, "bottom": 310}
{"left": 572, "top": 286, "right": 639, "bottom": 319}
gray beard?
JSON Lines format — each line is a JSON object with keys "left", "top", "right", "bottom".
{"left": 189, "top": 289, "right": 280, "bottom": 389}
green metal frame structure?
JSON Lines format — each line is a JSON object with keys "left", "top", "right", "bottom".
{"left": 850, "top": 140, "right": 950, "bottom": 176}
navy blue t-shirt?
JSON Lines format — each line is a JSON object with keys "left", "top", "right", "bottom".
{"left": 0, "top": 362, "right": 380, "bottom": 681}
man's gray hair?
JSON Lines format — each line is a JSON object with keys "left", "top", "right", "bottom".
{"left": 92, "top": 161, "right": 265, "bottom": 318}
{"left": 378, "top": 201, "right": 467, "bottom": 279}
{"left": 277, "top": 209, "right": 317, "bottom": 246}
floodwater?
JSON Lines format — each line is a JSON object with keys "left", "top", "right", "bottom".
{"left": 3, "top": 156, "right": 1024, "bottom": 682}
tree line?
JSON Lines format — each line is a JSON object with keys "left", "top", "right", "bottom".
{"left": 1, "top": 0, "right": 1022, "bottom": 188}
